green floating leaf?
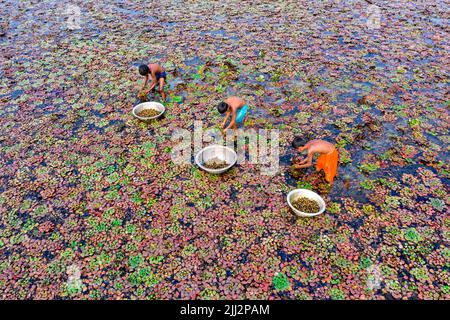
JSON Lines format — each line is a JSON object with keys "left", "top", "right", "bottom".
{"left": 404, "top": 228, "right": 422, "bottom": 243}
{"left": 273, "top": 273, "right": 290, "bottom": 291}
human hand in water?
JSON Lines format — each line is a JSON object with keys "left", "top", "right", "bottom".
{"left": 293, "top": 157, "right": 309, "bottom": 168}
{"left": 292, "top": 155, "right": 303, "bottom": 164}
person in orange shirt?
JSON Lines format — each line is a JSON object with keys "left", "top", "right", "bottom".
{"left": 292, "top": 137, "right": 339, "bottom": 184}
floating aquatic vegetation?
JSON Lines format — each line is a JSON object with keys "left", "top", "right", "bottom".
{"left": 0, "top": 0, "right": 448, "bottom": 301}
{"left": 272, "top": 273, "right": 290, "bottom": 291}
{"left": 291, "top": 197, "right": 321, "bottom": 214}
{"left": 136, "top": 109, "right": 160, "bottom": 118}
{"left": 203, "top": 157, "right": 229, "bottom": 170}
{"left": 136, "top": 90, "right": 148, "bottom": 101}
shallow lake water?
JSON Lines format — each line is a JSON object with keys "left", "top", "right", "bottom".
{"left": 0, "top": 0, "right": 449, "bottom": 299}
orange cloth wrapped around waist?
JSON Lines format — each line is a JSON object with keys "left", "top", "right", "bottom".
{"left": 316, "top": 149, "right": 339, "bottom": 183}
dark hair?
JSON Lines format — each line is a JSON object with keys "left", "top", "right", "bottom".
{"left": 292, "top": 136, "right": 307, "bottom": 149}
{"left": 217, "top": 102, "right": 229, "bottom": 114}
{"left": 138, "top": 64, "right": 150, "bottom": 76}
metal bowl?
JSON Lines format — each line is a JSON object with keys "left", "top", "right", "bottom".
{"left": 132, "top": 102, "right": 165, "bottom": 120}
{"left": 287, "top": 189, "right": 326, "bottom": 217}
{"left": 195, "top": 145, "right": 237, "bottom": 174}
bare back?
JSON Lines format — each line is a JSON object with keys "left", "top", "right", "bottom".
{"left": 305, "top": 139, "right": 335, "bottom": 155}
{"left": 149, "top": 63, "right": 164, "bottom": 76}
{"left": 225, "top": 96, "right": 245, "bottom": 113}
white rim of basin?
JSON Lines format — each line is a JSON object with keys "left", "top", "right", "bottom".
{"left": 132, "top": 102, "right": 165, "bottom": 120}
{"left": 287, "top": 189, "right": 326, "bottom": 217}
{"left": 195, "top": 145, "right": 237, "bottom": 174}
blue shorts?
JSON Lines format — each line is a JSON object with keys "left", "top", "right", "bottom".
{"left": 236, "top": 104, "right": 249, "bottom": 123}
{"left": 156, "top": 71, "right": 167, "bottom": 81}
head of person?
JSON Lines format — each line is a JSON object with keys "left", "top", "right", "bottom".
{"left": 217, "top": 101, "right": 229, "bottom": 114}
{"left": 138, "top": 64, "right": 150, "bottom": 76}
{"left": 292, "top": 136, "right": 307, "bottom": 149}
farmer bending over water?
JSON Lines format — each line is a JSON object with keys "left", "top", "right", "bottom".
{"left": 292, "top": 137, "right": 339, "bottom": 184}
{"left": 217, "top": 96, "right": 249, "bottom": 131}
{"left": 138, "top": 63, "right": 166, "bottom": 102}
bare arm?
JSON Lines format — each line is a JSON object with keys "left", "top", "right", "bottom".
{"left": 294, "top": 152, "right": 313, "bottom": 169}
{"left": 221, "top": 110, "right": 231, "bottom": 129}
{"left": 148, "top": 73, "right": 157, "bottom": 91}
{"left": 298, "top": 157, "right": 309, "bottom": 165}
{"left": 141, "top": 75, "right": 149, "bottom": 91}
{"left": 224, "top": 110, "right": 237, "bottom": 131}
{"left": 292, "top": 146, "right": 309, "bottom": 166}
